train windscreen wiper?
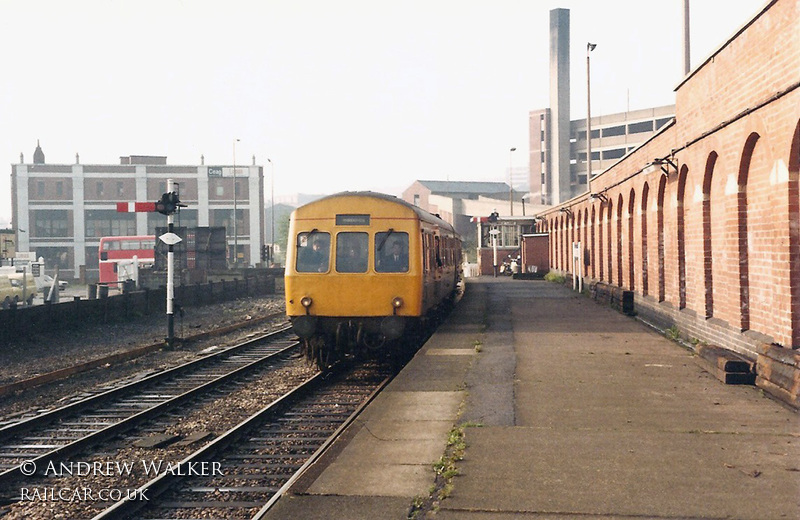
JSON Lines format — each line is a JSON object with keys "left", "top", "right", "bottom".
{"left": 377, "top": 228, "right": 394, "bottom": 252}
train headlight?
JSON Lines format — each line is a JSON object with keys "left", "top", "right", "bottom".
{"left": 391, "top": 297, "right": 403, "bottom": 314}
{"left": 301, "top": 296, "right": 313, "bottom": 308}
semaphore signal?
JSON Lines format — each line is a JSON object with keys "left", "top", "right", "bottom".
{"left": 116, "top": 183, "right": 185, "bottom": 348}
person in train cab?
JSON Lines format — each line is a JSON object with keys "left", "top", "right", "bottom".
{"left": 298, "top": 237, "right": 328, "bottom": 272}
{"left": 381, "top": 241, "right": 408, "bottom": 272}
{"left": 338, "top": 242, "right": 367, "bottom": 273}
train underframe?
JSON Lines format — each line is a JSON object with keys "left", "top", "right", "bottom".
{"left": 291, "top": 302, "right": 455, "bottom": 370}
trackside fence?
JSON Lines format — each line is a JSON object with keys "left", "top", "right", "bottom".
{"left": 0, "top": 274, "right": 275, "bottom": 342}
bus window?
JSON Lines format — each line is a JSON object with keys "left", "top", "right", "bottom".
{"left": 375, "top": 232, "right": 408, "bottom": 273}
{"left": 296, "top": 232, "right": 330, "bottom": 273}
{"left": 336, "top": 232, "right": 368, "bottom": 273}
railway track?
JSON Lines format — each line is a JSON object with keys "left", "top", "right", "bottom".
{"left": 93, "top": 363, "right": 390, "bottom": 519}
{"left": 0, "top": 327, "right": 299, "bottom": 490}
{"left": 0, "top": 312, "right": 288, "bottom": 400}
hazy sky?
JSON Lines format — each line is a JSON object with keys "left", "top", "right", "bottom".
{"left": 0, "top": 0, "right": 766, "bottom": 225}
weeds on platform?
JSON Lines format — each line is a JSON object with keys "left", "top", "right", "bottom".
{"left": 544, "top": 271, "right": 566, "bottom": 284}
{"left": 407, "top": 422, "right": 483, "bottom": 519}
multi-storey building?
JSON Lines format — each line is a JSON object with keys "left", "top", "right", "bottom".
{"left": 529, "top": 105, "right": 676, "bottom": 205}
{"left": 10, "top": 143, "right": 265, "bottom": 281}
{"left": 529, "top": 8, "right": 675, "bottom": 205}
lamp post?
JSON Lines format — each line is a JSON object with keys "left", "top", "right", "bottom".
{"left": 509, "top": 147, "right": 516, "bottom": 216}
{"left": 586, "top": 43, "right": 596, "bottom": 193}
{"left": 267, "top": 158, "right": 275, "bottom": 266}
{"left": 232, "top": 138, "right": 240, "bottom": 266}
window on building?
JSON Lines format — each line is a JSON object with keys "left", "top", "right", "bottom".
{"left": 602, "top": 148, "right": 626, "bottom": 160}
{"left": 413, "top": 194, "right": 420, "bottom": 207}
{"left": 216, "top": 186, "right": 224, "bottom": 197}
{"left": 31, "top": 210, "right": 69, "bottom": 237}
{"left": 85, "top": 209, "right": 135, "bottom": 237}
{"left": 655, "top": 117, "right": 672, "bottom": 130}
{"left": 628, "top": 120, "right": 654, "bottom": 134}
{"left": 117, "top": 182, "right": 124, "bottom": 197}
{"left": 481, "top": 222, "right": 521, "bottom": 248}
{"left": 96, "top": 182, "right": 104, "bottom": 197}
{"left": 56, "top": 181, "right": 63, "bottom": 197}
{"left": 601, "top": 125, "right": 625, "bottom": 138}
{"left": 36, "top": 247, "right": 71, "bottom": 270}
{"left": 37, "top": 181, "right": 45, "bottom": 197}
{"left": 590, "top": 129, "right": 600, "bottom": 139}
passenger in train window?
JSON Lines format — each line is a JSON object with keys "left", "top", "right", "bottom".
{"left": 337, "top": 232, "right": 368, "bottom": 273}
{"left": 380, "top": 241, "right": 408, "bottom": 272}
{"left": 297, "top": 234, "right": 329, "bottom": 272}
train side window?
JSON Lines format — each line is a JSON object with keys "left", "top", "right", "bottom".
{"left": 296, "top": 231, "right": 330, "bottom": 273}
{"left": 375, "top": 231, "right": 408, "bottom": 273}
{"left": 336, "top": 232, "right": 368, "bottom": 273}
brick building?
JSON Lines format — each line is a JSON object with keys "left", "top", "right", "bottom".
{"left": 11, "top": 149, "right": 265, "bottom": 281}
{"left": 537, "top": 0, "right": 800, "bottom": 355}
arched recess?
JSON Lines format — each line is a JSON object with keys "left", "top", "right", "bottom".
{"left": 703, "top": 152, "right": 718, "bottom": 318}
{"left": 790, "top": 119, "right": 800, "bottom": 347}
{"left": 591, "top": 205, "right": 597, "bottom": 279}
{"left": 607, "top": 198, "right": 614, "bottom": 284}
{"left": 617, "top": 194, "right": 624, "bottom": 287}
{"left": 577, "top": 210, "right": 583, "bottom": 275}
{"left": 584, "top": 208, "right": 589, "bottom": 277}
{"left": 558, "top": 215, "right": 564, "bottom": 271}
{"left": 738, "top": 134, "right": 758, "bottom": 331}
{"left": 598, "top": 203, "right": 605, "bottom": 281}
{"left": 677, "top": 166, "right": 689, "bottom": 309}
{"left": 657, "top": 175, "right": 667, "bottom": 302}
{"left": 628, "top": 189, "right": 636, "bottom": 291}
{"left": 641, "top": 182, "right": 650, "bottom": 296}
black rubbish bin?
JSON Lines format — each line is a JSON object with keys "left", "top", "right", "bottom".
{"left": 98, "top": 285, "right": 109, "bottom": 299}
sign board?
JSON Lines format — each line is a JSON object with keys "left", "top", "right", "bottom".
{"left": 572, "top": 242, "right": 581, "bottom": 260}
{"left": 15, "top": 252, "right": 37, "bottom": 262}
{"left": 31, "top": 263, "right": 40, "bottom": 277}
{"left": 208, "top": 167, "right": 223, "bottom": 177}
{"left": 159, "top": 232, "right": 183, "bottom": 246}
{"left": 489, "top": 229, "right": 501, "bottom": 236}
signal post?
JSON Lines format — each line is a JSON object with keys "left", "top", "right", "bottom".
{"left": 117, "top": 179, "right": 185, "bottom": 348}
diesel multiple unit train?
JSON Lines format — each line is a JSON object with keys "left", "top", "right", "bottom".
{"left": 285, "top": 192, "right": 462, "bottom": 369}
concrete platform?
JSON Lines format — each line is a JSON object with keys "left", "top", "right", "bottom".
{"left": 264, "top": 278, "right": 800, "bottom": 520}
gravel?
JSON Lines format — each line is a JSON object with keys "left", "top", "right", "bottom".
{"left": 0, "top": 294, "right": 290, "bottom": 421}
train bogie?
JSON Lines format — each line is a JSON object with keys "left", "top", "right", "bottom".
{"left": 285, "top": 192, "right": 461, "bottom": 369}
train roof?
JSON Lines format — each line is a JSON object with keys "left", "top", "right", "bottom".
{"left": 298, "top": 191, "right": 458, "bottom": 236}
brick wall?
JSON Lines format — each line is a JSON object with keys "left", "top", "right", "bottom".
{"left": 538, "top": 0, "right": 800, "bottom": 356}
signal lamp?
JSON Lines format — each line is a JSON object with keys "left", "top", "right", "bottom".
{"left": 301, "top": 296, "right": 313, "bottom": 308}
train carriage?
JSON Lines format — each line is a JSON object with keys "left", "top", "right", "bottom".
{"left": 285, "top": 192, "right": 461, "bottom": 369}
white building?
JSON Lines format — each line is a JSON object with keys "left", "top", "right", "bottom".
{"left": 11, "top": 143, "right": 265, "bottom": 281}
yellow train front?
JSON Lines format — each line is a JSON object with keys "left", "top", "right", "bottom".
{"left": 285, "top": 192, "right": 461, "bottom": 369}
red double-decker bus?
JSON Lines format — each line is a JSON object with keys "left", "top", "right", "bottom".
{"left": 98, "top": 235, "right": 156, "bottom": 285}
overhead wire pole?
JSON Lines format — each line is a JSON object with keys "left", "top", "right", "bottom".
{"left": 509, "top": 147, "right": 516, "bottom": 215}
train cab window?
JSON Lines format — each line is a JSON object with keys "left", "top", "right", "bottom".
{"left": 336, "top": 232, "right": 368, "bottom": 273}
{"left": 375, "top": 231, "right": 408, "bottom": 273}
{"left": 296, "top": 232, "right": 330, "bottom": 273}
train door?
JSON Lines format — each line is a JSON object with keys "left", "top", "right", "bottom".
{"left": 433, "top": 233, "right": 443, "bottom": 301}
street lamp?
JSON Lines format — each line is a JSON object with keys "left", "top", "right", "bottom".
{"left": 509, "top": 147, "right": 516, "bottom": 216}
{"left": 586, "top": 42, "right": 597, "bottom": 193}
{"left": 232, "top": 138, "right": 240, "bottom": 266}
{"left": 267, "top": 158, "right": 275, "bottom": 266}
